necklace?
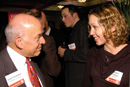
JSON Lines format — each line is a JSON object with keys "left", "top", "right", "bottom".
{"left": 105, "top": 55, "right": 109, "bottom": 62}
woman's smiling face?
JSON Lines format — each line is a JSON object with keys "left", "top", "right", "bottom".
{"left": 88, "top": 14, "right": 107, "bottom": 46}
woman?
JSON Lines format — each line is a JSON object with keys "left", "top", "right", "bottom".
{"left": 83, "top": 3, "right": 130, "bottom": 87}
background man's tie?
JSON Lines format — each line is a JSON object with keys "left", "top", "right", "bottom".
{"left": 26, "top": 58, "right": 41, "bottom": 87}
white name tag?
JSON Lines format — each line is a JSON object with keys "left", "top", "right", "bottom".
{"left": 68, "top": 43, "right": 76, "bottom": 50}
{"left": 106, "top": 70, "right": 123, "bottom": 85}
{"left": 5, "top": 71, "right": 25, "bottom": 87}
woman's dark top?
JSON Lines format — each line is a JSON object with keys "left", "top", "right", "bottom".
{"left": 83, "top": 42, "right": 130, "bottom": 87}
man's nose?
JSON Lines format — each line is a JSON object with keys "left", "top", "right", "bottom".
{"left": 40, "top": 36, "right": 46, "bottom": 44}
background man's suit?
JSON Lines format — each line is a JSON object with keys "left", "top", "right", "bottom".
{"left": 64, "top": 20, "right": 90, "bottom": 87}
{"left": 0, "top": 47, "right": 46, "bottom": 87}
{"left": 32, "top": 34, "right": 61, "bottom": 87}
{"left": 46, "top": 28, "right": 66, "bottom": 87}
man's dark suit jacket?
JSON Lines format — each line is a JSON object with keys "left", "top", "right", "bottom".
{"left": 49, "top": 28, "right": 66, "bottom": 87}
{"left": 64, "top": 20, "right": 91, "bottom": 87}
{"left": 0, "top": 47, "right": 46, "bottom": 87}
{"left": 32, "top": 34, "right": 61, "bottom": 87}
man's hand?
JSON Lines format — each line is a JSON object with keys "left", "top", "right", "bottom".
{"left": 58, "top": 46, "right": 66, "bottom": 57}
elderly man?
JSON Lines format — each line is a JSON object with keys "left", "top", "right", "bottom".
{"left": 27, "top": 9, "right": 61, "bottom": 87}
{"left": 0, "top": 14, "right": 46, "bottom": 87}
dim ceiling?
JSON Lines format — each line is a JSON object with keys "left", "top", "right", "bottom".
{"left": 0, "top": 0, "right": 110, "bottom": 12}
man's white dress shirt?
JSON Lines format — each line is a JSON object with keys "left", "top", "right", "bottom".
{"left": 7, "top": 45, "right": 43, "bottom": 87}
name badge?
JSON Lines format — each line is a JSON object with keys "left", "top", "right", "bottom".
{"left": 68, "top": 43, "right": 76, "bottom": 50}
{"left": 5, "top": 71, "right": 25, "bottom": 87}
{"left": 106, "top": 70, "right": 123, "bottom": 85}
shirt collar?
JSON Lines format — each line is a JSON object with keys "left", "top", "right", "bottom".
{"left": 70, "top": 20, "right": 80, "bottom": 36}
{"left": 45, "top": 26, "right": 51, "bottom": 35}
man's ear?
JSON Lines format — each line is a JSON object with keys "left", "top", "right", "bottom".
{"left": 111, "top": 22, "right": 116, "bottom": 32}
{"left": 73, "top": 12, "right": 78, "bottom": 19}
{"left": 15, "top": 36, "right": 23, "bottom": 49}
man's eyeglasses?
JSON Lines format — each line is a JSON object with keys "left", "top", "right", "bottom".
{"left": 60, "top": 14, "right": 71, "bottom": 19}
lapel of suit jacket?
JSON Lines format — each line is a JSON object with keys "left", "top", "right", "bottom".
{"left": 1, "top": 47, "right": 27, "bottom": 87}
{"left": 31, "top": 61, "right": 46, "bottom": 87}
{"left": 1, "top": 47, "right": 17, "bottom": 74}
